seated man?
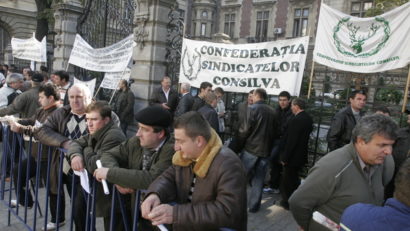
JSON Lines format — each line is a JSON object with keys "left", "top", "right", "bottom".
{"left": 67, "top": 101, "right": 126, "bottom": 230}
{"left": 141, "top": 111, "right": 247, "bottom": 231}
{"left": 289, "top": 114, "right": 397, "bottom": 231}
{"left": 340, "top": 158, "right": 410, "bottom": 231}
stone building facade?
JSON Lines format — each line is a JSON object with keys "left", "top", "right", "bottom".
{"left": 0, "top": 0, "right": 37, "bottom": 64}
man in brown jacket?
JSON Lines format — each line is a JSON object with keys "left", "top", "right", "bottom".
{"left": 9, "top": 83, "right": 60, "bottom": 208}
{"left": 141, "top": 112, "right": 247, "bottom": 231}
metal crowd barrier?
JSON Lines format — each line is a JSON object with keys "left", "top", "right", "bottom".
{"left": 0, "top": 124, "right": 237, "bottom": 231}
{"left": 0, "top": 124, "right": 142, "bottom": 231}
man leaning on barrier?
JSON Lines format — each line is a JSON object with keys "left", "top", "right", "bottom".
{"left": 9, "top": 83, "right": 61, "bottom": 209}
{"left": 141, "top": 111, "right": 247, "bottom": 231}
{"left": 37, "top": 83, "right": 92, "bottom": 231}
{"left": 94, "top": 105, "right": 175, "bottom": 229}
{"left": 67, "top": 101, "right": 126, "bottom": 230}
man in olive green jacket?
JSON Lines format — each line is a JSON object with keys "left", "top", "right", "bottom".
{"left": 289, "top": 114, "right": 397, "bottom": 231}
{"left": 67, "top": 101, "right": 125, "bottom": 230}
{"left": 94, "top": 105, "right": 175, "bottom": 228}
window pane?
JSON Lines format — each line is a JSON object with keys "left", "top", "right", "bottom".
{"left": 303, "top": 9, "right": 309, "bottom": 17}
{"left": 263, "top": 11, "right": 269, "bottom": 19}
{"left": 202, "top": 11, "right": 208, "bottom": 18}
{"left": 256, "top": 21, "right": 261, "bottom": 38}
{"left": 224, "top": 23, "right": 229, "bottom": 34}
{"left": 262, "top": 20, "right": 268, "bottom": 39}
{"left": 351, "top": 2, "right": 361, "bottom": 11}
{"left": 301, "top": 18, "right": 308, "bottom": 36}
{"left": 201, "top": 23, "right": 206, "bottom": 36}
{"left": 231, "top": 14, "right": 236, "bottom": 21}
{"left": 230, "top": 23, "right": 235, "bottom": 38}
{"left": 293, "top": 19, "right": 300, "bottom": 37}
{"left": 295, "top": 9, "right": 301, "bottom": 17}
{"left": 225, "top": 14, "right": 230, "bottom": 21}
{"left": 257, "top": 12, "right": 262, "bottom": 20}
{"left": 363, "top": 2, "right": 373, "bottom": 10}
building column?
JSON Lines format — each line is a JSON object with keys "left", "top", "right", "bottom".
{"left": 131, "top": 0, "right": 176, "bottom": 111}
{"left": 52, "top": 0, "right": 83, "bottom": 72}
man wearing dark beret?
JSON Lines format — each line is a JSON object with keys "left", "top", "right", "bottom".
{"left": 94, "top": 105, "right": 175, "bottom": 229}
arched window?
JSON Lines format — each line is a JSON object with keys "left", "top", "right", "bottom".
{"left": 0, "top": 26, "right": 11, "bottom": 64}
{"left": 202, "top": 10, "right": 208, "bottom": 18}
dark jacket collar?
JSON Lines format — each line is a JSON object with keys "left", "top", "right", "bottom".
{"left": 253, "top": 100, "right": 266, "bottom": 105}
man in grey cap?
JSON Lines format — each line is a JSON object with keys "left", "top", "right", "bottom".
{"left": 94, "top": 105, "right": 175, "bottom": 227}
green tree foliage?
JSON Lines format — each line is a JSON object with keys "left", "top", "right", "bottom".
{"left": 365, "top": 0, "right": 410, "bottom": 16}
{"left": 34, "top": 0, "right": 53, "bottom": 41}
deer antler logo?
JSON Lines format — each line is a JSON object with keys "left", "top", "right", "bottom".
{"left": 181, "top": 46, "right": 202, "bottom": 80}
{"left": 347, "top": 22, "right": 380, "bottom": 54}
{"left": 333, "top": 16, "right": 390, "bottom": 58}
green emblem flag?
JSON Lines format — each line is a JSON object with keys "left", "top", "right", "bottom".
{"left": 313, "top": 2, "right": 410, "bottom": 73}
{"left": 179, "top": 37, "right": 309, "bottom": 96}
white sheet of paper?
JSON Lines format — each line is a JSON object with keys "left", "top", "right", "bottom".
{"left": 157, "top": 225, "right": 168, "bottom": 231}
{"left": 73, "top": 170, "right": 90, "bottom": 194}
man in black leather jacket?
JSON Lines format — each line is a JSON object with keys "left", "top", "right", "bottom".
{"left": 327, "top": 90, "right": 366, "bottom": 151}
{"left": 238, "top": 88, "right": 278, "bottom": 212}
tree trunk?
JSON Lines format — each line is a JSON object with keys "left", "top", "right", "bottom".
{"left": 35, "top": 0, "right": 52, "bottom": 41}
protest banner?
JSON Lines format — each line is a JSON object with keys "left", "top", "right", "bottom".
{"left": 100, "top": 68, "right": 131, "bottom": 90}
{"left": 179, "top": 37, "right": 309, "bottom": 96}
{"left": 313, "top": 2, "right": 410, "bottom": 73}
{"left": 68, "top": 34, "right": 133, "bottom": 72}
{"left": 11, "top": 34, "right": 47, "bottom": 63}
{"left": 74, "top": 78, "right": 96, "bottom": 96}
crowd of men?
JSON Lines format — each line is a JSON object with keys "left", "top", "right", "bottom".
{"left": 0, "top": 64, "right": 409, "bottom": 231}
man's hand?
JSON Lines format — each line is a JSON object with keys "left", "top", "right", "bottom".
{"left": 10, "top": 121, "right": 23, "bottom": 133}
{"left": 141, "top": 194, "right": 161, "bottom": 220}
{"left": 115, "top": 184, "right": 135, "bottom": 194}
{"left": 61, "top": 140, "right": 71, "bottom": 150}
{"left": 148, "top": 204, "right": 174, "bottom": 225}
{"left": 71, "top": 155, "right": 84, "bottom": 171}
{"left": 161, "top": 103, "right": 170, "bottom": 110}
{"left": 94, "top": 167, "right": 109, "bottom": 182}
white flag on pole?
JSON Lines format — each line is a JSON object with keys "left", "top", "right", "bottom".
{"left": 179, "top": 37, "right": 309, "bottom": 96}
{"left": 11, "top": 34, "right": 47, "bottom": 62}
{"left": 313, "top": 2, "right": 410, "bottom": 73}
{"left": 68, "top": 34, "right": 134, "bottom": 72}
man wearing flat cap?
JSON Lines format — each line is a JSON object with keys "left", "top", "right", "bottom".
{"left": 94, "top": 105, "right": 175, "bottom": 226}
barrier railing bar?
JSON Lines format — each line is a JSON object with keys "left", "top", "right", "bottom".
{"left": 69, "top": 171, "right": 75, "bottom": 231}
{"left": 55, "top": 150, "right": 64, "bottom": 231}
{"left": 24, "top": 135, "right": 33, "bottom": 223}
{"left": 8, "top": 131, "right": 17, "bottom": 226}
{"left": 43, "top": 146, "right": 53, "bottom": 231}
{"left": 33, "top": 141, "right": 43, "bottom": 230}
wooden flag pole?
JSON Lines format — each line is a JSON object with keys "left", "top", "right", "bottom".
{"left": 307, "top": 61, "right": 315, "bottom": 99}
{"left": 307, "top": 26, "right": 315, "bottom": 99}
{"left": 401, "top": 65, "right": 410, "bottom": 113}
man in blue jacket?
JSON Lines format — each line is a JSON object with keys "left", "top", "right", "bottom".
{"left": 340, "top": 157, "right": 410, "bottom": 231}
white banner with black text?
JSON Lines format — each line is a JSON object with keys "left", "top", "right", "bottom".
{"left": 314, "top": 2, "right": 410, "bottom": 73}
{"left": 178, "top": 37, "right": 309, "bottom": 96}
